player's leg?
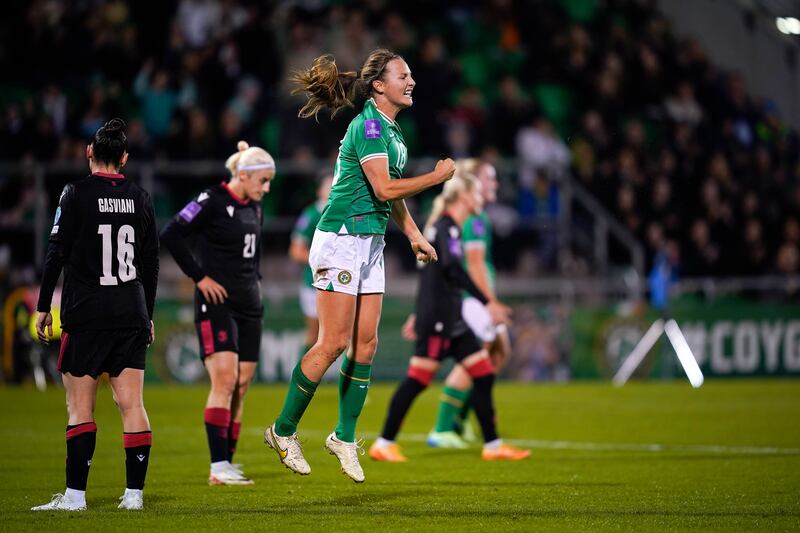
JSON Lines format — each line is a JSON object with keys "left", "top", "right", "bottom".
{"left": 265, "top": 290, "right": 355, "bottom": 475}
{"left": 458, "top": 343, "right": 529, "bottom": 461}
{"left": 204, "top": 351, "right": 252, "bottom": 484}
{"left": 428, "top": 363, "right": 472, "bottom": 448}
{"left": 326, "top": 293, "right": 382, "bottom": 482}
{"left": 370, "top": 356, "right": 440, "bottom": 462}
{"left": 228, "top": 362, "right": 256, "bottom": 460}
{"left": 32, "top": 370, "right": 98, "bottom": 511}
{"left": 110, "top": 364, "right": 151, "bottom": 510}
{"left": 227, "top": 318, "right": 261, "bottom": 464}
{"left": 300, "top": 284, "right": 320, "bottom": 356}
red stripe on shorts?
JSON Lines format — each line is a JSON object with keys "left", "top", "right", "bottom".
{"left": 123, "top": 431, "right": 153, "bottom": 448}
{"left": 57, "top": 333, "right": 69, "bottom": 372}
{"left": 427, "top": 336, "right": 443, "bottom": 359}
{"left": 200, "top": 320, "right": 214, "bottom": 355}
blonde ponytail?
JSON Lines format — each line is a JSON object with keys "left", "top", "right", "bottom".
{"left": 225, "top": 141, "right": 250, "bottom": 176}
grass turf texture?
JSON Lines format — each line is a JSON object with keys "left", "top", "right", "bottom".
{"left": 1, "top": 380, "right": 799, "bottom": 531}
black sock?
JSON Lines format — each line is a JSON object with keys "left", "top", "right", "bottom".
{"left": 227, "top": 422, "right": 241, "bottom": 462}
{"left": 471, "top": 374, "right": 499, "bottom": 443}
{"left": 204, "top": 408, "right": 230, "bottom": 463}
{"left": 123, "top": 431, "right": 152, "bottom": 490}
{"left": 380, "top": 377, "right": 427, "bottom": 441}
{"left": 66, "top": 422, "right": 97, "bottom": 491}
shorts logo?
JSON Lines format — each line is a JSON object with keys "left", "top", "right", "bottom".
{"left": 364, "top": 119, "right": 381, "bottom": 139}
{"left": 218, "top": 330, "right": 228, "bottom": 343}
{"left": 338, "top": 270, "right": 353, "bottom": 285}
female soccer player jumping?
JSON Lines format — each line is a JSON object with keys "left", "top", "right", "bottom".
{"left": 161, "top": 141, "right": 275, "bottom": 485}
{"left": 369, "top": 174, "right": 529, "bottom": 462}
{"left": 33, "top": 119, "right": 159, "bottom": 511}
{"left": 263, "top": 48, "right": 455, "bottom": 483}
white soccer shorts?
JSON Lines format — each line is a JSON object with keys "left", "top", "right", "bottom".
{"left": 462, "top": 296, "right": 506, "bottom": 343}
{"left": 309, "top": 229, "right": 385, "bottom": 296}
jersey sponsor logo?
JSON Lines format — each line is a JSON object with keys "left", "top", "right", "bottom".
{"left": 448, "top": 238, "right": 462, "bottom": 257}
{"left": 178, "top": 201, "right": 202, "bottom": 222}
{"left": 364, "top": 119, "right": 381, "bottom": 139}
{"left": 338, "top": 270, "right": 353, "bottom": 285}
{"left": 98, "top": 198, "right": 136, "bottom": 213}
{"left": 226, "top": 205, "right": 235, "bottom": 218}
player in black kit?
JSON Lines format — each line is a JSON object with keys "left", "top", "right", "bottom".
{"left": 32, "top": 119, "right": 159, "bottom": 512}
{"left": 160, "top": 141, "right": 275, "bottom": 485}
{"left": 369, "top": 174, "right": 530, "bottom": 462}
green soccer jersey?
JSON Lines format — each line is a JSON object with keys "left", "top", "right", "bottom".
{"left": 292, "top": 201, "right": 324, "bottom": 287}
{"left": 462, "top": 211, "right": 496, "bottom": 292}
{"left": 317, "top": 98, "right": 408, "bottom": 235}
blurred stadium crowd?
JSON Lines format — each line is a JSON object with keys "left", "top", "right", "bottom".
{"left": 1, "top": 0, "right": 799, "bottom": 281}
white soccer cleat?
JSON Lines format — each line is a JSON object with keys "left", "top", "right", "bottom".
{"left": 31, "top": 493, "right": 86, "bottom": 511}
{"left": 264, "top": 424, "right": 311, "bottom": 475}
{"left": 118, "top": 490, "right": 143, "bottom": 510}
{"left": 325, "top": 432, "right": 365, "bottom": 483}
{"left": 208, "top": 463, "right": 255, "bottom": 485}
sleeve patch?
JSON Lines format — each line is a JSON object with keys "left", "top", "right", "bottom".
{"left": 53, "top": 206, "right": 61, "bottom": 225}
{"left": 179, "top": 201, "right": 202, "bottom": 222}
{"left": 471, "top": 218, "right": 486, "bottom": 236}
{"left": 364, "top": 119, "right": 382, "bottom": 139}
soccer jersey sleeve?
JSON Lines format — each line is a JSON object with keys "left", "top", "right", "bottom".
{"left": 38, "top": 184, "right": 78, "bottom": 312}
{"left": 159, "top": 190, "right": 212, "bottom": 282}
{"left": 437, "top": 221, "right": 489, "bottom": 305}
{"left": 462, "top": 215, "right": 488, "bottom": 251}
{"left": 353, "top": 117, "right": 390, "bottom": 166}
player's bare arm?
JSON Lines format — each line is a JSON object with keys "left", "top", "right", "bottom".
{"left": 363, "top": 157, "right": 455, "bottom": 202}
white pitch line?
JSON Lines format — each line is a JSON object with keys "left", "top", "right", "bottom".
{"left": 246, "top": 429, "right": 800, "bottom": 456}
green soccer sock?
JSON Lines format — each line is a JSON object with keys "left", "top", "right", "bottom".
{"left": 456, "top": 390, "right": 473, "bottom": 427}
{"left": 274, "top": 362, "right": 319, "bottom": 437}
{"left": 434, "top": 386, "right": 471, "bottom": 433}
{"left": 334, "top": 357, "right": 372, "bottom": 442}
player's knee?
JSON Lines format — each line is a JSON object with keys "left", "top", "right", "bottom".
{"left": 212, "top": 371, "right": 238, "bottom": 396}
{"left": 237, "top": 378, "right": 251, "bottom": 398}
{"left": 358, "top": 334, "right": 379, "bottom": 361}
{"left": 321, "top": 335, "right": 350, "bottom": 360}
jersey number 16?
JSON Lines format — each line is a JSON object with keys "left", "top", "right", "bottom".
{"left": 98, "top": 224, "right": 136, "bottom": 285}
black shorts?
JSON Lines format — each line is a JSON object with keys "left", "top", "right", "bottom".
{"left": 414, "top": 327, "right": 483, "bottom": 362}
{"left": 195, "top": 299, "right": 261, "bottom": 362}
{"left": 58, "top": 328, "right": 148, "bottom": 378}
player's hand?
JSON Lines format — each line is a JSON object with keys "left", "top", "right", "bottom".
{"left": 401, "top": 314, "right": 417, "bottom": 341}
{"left": 197, "top": 276, "right": 228, "bottom": 305}
{"left": 434, "top": 158, "right": 456, "bottom": 183}
{"left": 486, "top": 300, "right": 512, "bottom": 326}
{"left": 410, "top": 235, "right": 437, "bottom": 263}
{"left": 148, "top": 320, "right": 155, "bottom": 346}
{"left": 35, "top": 312, "right": 53, "bottom": 345}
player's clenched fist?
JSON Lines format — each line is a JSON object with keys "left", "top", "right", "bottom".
{"left": 434, "top": 158, "right": 456, "bottom": 183}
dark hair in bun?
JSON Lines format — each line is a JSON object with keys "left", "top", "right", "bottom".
{"left": 92, "top": 118, "right": 128, "bottom": 165}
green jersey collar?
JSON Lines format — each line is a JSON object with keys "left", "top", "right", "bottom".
{"left": 367, "top": 98, "right": 397, "bottom": 126}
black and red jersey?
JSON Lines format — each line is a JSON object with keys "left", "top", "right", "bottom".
{"left": 414, "top": 214, "right": 488, "bottom": 337}
{"left": 37, "top": 172, "right": 160, "bottom": 332}
{"left": 160, "top": 182, "right": 263, "bottom": 318}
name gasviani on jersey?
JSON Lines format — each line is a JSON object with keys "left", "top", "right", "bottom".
{"left": 98, "top": 198, "right": 136, "bottom": 213}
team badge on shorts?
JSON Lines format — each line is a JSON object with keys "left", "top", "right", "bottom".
{"left": 338, "top": 270, "right": 353, "bottom": 285}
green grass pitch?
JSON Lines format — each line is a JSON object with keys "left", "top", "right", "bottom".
{"left": 1, "top": 380, "right": 799, "bottom": 531}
